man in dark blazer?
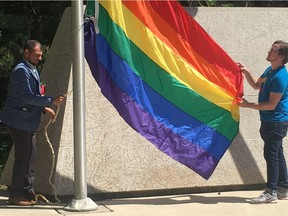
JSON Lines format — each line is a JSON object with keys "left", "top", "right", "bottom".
{"left": 0, "top": 40, "right": 65, "bottom": 206}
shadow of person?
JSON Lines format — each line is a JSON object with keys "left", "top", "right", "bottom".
{"left": 99, "top": 193, "right": 250, "bottom": 206}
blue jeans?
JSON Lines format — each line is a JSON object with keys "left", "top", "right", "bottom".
{"left": 260, "top": 121, "right": 288, "bottom": 190}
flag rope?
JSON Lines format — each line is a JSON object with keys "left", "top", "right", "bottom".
{"left": 34, "top": 90, "right": 73, "bottom": 204}
{"left": 42, "top": 104, "right": 61, "bottom": 204}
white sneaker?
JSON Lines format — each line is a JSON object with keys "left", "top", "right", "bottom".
{"left": 250, "top": 189, "right": 278, "bottom": 204}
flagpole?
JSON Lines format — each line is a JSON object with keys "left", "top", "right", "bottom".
{"left": 63, "top": 0, "right": 98, "bottom": 211}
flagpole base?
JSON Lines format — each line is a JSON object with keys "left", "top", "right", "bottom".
{"left": 63, "top": 198, "right": 98, "bottom": 212}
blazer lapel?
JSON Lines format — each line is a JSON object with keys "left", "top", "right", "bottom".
{"left": 22, "top": 60, "right": 41, "bottom": 94}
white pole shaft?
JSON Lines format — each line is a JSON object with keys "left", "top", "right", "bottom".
{"left": 72, "top": 0, "right": 87, "bottom": 199}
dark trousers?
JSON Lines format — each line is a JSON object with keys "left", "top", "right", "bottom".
{"left": 260, "top": 121, "right": 288, "bottom": 190}
{"left": 7, "top": 127, "right": 36, "bottom": 197}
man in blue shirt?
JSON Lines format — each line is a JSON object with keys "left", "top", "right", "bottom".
{"left": 238, "top": 40, "right": 288, "bottom": 204}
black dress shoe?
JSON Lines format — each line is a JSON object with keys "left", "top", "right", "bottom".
{"left": 8, "top": 196, "right": 33, "bottom": 206}
{"left": 24, "top": 190, "right": 36, "bottom": 201}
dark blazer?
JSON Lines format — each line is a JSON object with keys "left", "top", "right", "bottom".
{"left": 0, "top": 60, "right": 53, "bottom": 132}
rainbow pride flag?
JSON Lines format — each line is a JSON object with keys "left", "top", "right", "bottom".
{"left": 84, "top": 0, "right": 243, "bottom": 179}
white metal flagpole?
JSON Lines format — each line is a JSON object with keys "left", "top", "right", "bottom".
{"left": 63, "top": 0, "right": 98, "bottom": 211}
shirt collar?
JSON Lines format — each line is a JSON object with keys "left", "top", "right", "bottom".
{"left": 23, "top": 59, "right": 37, "bottom": 71}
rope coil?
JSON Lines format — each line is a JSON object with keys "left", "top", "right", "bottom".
{"left": 43, "top": 104, "right": 61, "bottom": 204}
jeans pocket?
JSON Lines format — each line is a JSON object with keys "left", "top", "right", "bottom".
{"left": 260, "top": 122, "right": 288, "bottom": 140}
{"left": 275, "top": 122, "right": 288, "bottom": 138}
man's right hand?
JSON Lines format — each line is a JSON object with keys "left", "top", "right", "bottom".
{"left": 43, "top": 107, "right": 56, "bottom": 119}
{"left": 53, "top": 95, "right": 66, "bottom": 106}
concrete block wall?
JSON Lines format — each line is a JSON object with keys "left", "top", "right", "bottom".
{"left": 1, "top": 7, "right": 288, "bottom": 196}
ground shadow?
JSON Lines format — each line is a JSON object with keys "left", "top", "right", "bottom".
{"left": 229, "top": 132, "right": 265, "bottom": 184}
{"left": 98, "top": 193, "right": 250, "bottom": 206}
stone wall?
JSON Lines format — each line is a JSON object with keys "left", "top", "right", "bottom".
{"left": 1, "top": 7, "right": 288, "bottom": 196}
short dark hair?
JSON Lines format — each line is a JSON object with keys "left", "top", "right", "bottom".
{"left": 23, "top": 40, "right": 42, "bottom": 53}
{"left": 273, "top": 40, "right": 288, "bottom": 64}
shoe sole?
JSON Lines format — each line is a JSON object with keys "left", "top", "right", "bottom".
{"left": 8, "top": 200, "right": 33, "bottom": 206}
{"left": 278, "top": 196, "right": 288, "bottom": 200}
{"left": 250, "top": 199, "right": 278, "bottom": 204}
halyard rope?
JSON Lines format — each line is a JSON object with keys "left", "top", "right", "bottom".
{"left": 0, "top": 184, "right": 8, "bottom": 191}
{"left": 43, "top": 104, "right": 61, "bottom": 204}
{"left": 40, "top": 90, "right": 72, "bottom": 204}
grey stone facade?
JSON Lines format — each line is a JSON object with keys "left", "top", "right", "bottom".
{"left": 1, "top": 7, "right": 288, "bottom": 196}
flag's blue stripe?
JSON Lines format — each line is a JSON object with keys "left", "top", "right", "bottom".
{"left": 96, "top": 34, "right": 231, "bottom": 160}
